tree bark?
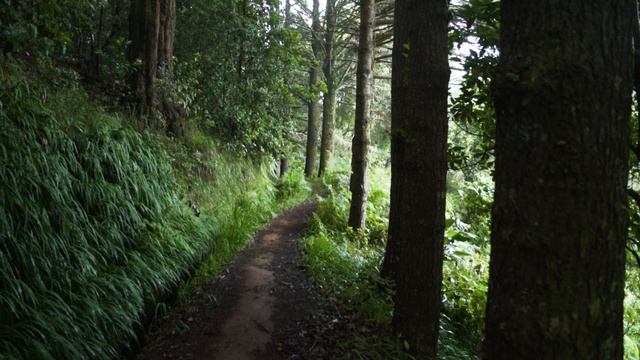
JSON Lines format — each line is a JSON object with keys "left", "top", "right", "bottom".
{"left": 380, "top": 0, "right": 449, "bottom": 357}
{"left": 279, "top": 0, "right": 292, "bottom": 178}
{"left": 128, "top": 0, "right": 184, "bottom": 137}
{"left": 347, "top": 0, "right": 375, "bottom": 230}
{"left": 279, "top": 157, "right": 289, "bottom": 178}
{"left": 318, "top": 0, "right": 336, "bottom": 177}
{"left": 304, "top": 0, "right": 323, "bottom": 177}
{"left": 484, "top": 1, "right": 633, "bottom": 358}
{"left": 285, "top": 0, "right": 292, "bottom": 28}
{"left": 633, "top": 0, "right": 640, "bottom": 156}
{"left": 237, "top": 0, "right": 248, "bottom": 81}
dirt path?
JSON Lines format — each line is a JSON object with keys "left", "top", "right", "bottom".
{"left": 136, "top": 202, "right": 342, "bottom": 360}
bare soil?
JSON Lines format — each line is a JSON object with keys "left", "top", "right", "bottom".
{"left": 135, "top": 202, "right": 345, "bottom": 360}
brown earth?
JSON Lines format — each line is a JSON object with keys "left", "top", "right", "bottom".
{"left": 135, "top": 202, "right": 345, "bottom": 360}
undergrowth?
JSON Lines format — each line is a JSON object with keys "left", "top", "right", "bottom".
{"left": 304, "top": 164, "right": 640, "bottom": 359}
{"left": 302, "top": 166, "right": 490, "bottom": 359}
{"left": 0, "top": 58, "right": 310, "bottom": 360}
{"left": 302, "top": 168, "right": 413, "bottom": 359}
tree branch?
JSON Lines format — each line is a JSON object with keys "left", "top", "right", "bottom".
{"left": 627, "top": 241, "right": 640, "bottom": 268}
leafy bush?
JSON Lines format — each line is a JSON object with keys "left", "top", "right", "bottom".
{"left": 302, "top": 169, "right": 404, "bottom": 359}
{"left": 440, "top": 241, "right": 488, "bottom": 359}
{"left": 626, "top": 266, "right": 640, "bottom": 360}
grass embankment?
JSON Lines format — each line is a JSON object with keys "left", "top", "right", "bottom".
{"left": 0, "top": 58, "right": 310, "bottom": 360}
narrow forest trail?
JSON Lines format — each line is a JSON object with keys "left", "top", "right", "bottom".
{"left": 136, "top": 202, "right": 342, "bottom": 360}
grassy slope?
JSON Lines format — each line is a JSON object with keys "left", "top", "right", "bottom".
{"left": 0, "top": 58, "right": 309, "bottom": 360}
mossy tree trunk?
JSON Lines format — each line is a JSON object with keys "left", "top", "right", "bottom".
{"left": 484, "top": 0, "right": 633, "bottom": 358}
{"left": 347, "top": 0, "right": 375, "bottom": 230}
{"left": 318, "top": 0, "right": 336, "bottom": 177}
{"left": 128, "top": 0, "right": 184, "bottom": 137}
{"left": 304, "top": 0, "right": 322, "bottom": 177}
{"left": 380, "top": 0, "right": 449, "bottom": 357}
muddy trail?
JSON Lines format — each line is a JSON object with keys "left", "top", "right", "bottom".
{"left": 136, "top": 202, "right": 345, "bottom": 360}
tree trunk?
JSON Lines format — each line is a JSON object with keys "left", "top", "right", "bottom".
{"left": 279, "top": 0, "right": 292, "bottom": 179}
{"left": 128, "top": 0, "right": 184, "bottom": 137}
{"left": 279, "top": 157, "right": 289, "bottom": 178}
{"left": 237, "top": 0, "right": 248, "bottom": 81}
{"left": 318, "top": 0, "right": 336, "bottom": 177}
{"left": 379, "top": 0, "right": 449, "bottom": 357}
{"left": 484, "top": 1, "right": 633, "bottom": 358}
{"left": 285, "top": 0, "right": 292, "bottom": 28}
{"left": 347, "top": 0, "right": 375, "bottom": 229}
{"left": 633, "top": 0, "right": 640, "bottom": 152}
{"left": 304, "top": 0, "right": 322, "bottom": 177}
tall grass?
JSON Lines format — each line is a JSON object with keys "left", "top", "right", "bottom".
{"left": 0, "top": 58, "right": 310, "bottom": 360}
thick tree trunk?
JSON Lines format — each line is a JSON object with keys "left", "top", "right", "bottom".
{"left": 318, "top": 0, "right": 336, "bottom": 177}
{"left": 128, "top": 0, "right": 183, "bottom": 137}
{"left": 304, "top": 0, "right": 322, "bottom": 177}
{"left": 484, "top": 1, "right": 633, "bottom": 358}
{"left": 347, "top": 0, "right": 375, "bottom": 229}
{"left": 633, "top": 0, "right": 640, "bottom": 155}
{"left": 379, "top": 0, "right": 449, "bottom": 357}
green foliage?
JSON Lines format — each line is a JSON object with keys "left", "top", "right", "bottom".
{"left": 304, "top": 224, "right": 392, "bottom": 323}
{"left": 439, "top": 171, "right": 493, "bottom": 359}
{"left": 302, "top": 172, "right": 403, "bottom": 359}
{"left": 0, "top": 58, "right": 310, "bottom": 360}
{"left": 448, "top": 0, "right": 500, "bottom": 174}
{"left": 440, "top": 242, "right": 488, "bottom": 359}
{"left": 276, "top": 168, "right": 312, "bottom": 202}
{"left": 0, "top": 0, "right": 94, "bottom": 56}
{"left": 175, "top": 0, "right": 304, "bottom": 156}
{"left": 626, "top": 267, "right": 640, "bottom": 360}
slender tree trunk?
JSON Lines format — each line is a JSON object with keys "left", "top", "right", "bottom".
{"left": 318, "top": 0, "right": 336, "bottom": 177}
{"left": 285, "top": 0, "right": 291, "bottom": 27}
{"left": 128, "top": 0, "right": 184, "bottom": 137}
{"left": 304, "top": 0, "right": 323, "bottom": 177}
{"left": 128, "top": 0, "right": 158, "bottom": 119}
{"left": 237, "top": 0, "right": 248, "bottom": 81}
{"left": 484, "top": 1, "right": 633, "bottom": 358}
{"left": 279, "top": 0, "right": 292, "bottom": 178}
{"left": 92, "top": 5, "right": 104, "bottom": 75}
{"left": 279, "top": 157, "right": 289, "bottom": 178}
{"left": 347, "top": 0, "right": 375, "bottom": 229}
{"left": 379, "top": 0, "right": 449, "bottom": 357}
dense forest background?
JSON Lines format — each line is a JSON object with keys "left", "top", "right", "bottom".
{"left": 1, "top": 0, "right": 639, "bottom": 359}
